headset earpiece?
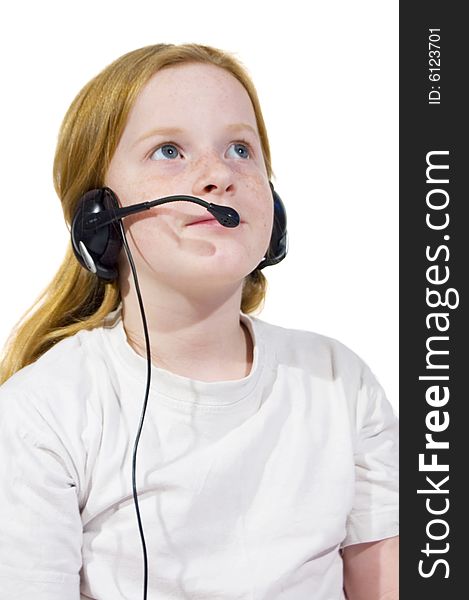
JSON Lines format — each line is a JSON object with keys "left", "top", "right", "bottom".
{"left": 257, "top": 182, "right": 288, "bottom": 270}
{"left": 71, "top": 182, "right": 288, "bottom": 280}
{"left": 71, "top": 187, "right": 123, "bottom": 281}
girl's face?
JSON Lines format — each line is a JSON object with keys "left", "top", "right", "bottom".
{"left": 105, "top": 62, "right": 274, "bottom": 293}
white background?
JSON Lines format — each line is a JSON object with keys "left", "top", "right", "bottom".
{"left": 0, "top": 0, "right": 398, "bottom": 412}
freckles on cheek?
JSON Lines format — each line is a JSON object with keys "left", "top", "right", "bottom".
{"left": 124, "top": 210, "right": 182, "bottom": 251}
{"left": 104, "top": 157, "right": 147, "bottom": 204}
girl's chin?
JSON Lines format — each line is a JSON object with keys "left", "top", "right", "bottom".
{"left": 133, "top": 260, "right": 257, "bottom": 283}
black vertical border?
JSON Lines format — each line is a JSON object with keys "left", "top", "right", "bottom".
{"left": 400, "top": 2, "right": 466, "bottom": 597}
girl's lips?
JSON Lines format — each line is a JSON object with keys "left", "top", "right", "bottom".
{"left": 186, "top": 216, "right": 244, "bottom": 227}
{"left": 186, "top": 217, "right": 220, "bottom": 226}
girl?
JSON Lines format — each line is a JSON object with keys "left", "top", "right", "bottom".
{"left": 0, "top": 43, "right": 398, "bottom": 599}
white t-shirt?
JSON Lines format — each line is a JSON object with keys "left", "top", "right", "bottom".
{"left": 0, "top": 308, "right": 398, "bottom": 600}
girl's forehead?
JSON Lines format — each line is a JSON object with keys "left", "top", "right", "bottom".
{"left": 147, "top": 64, "right": 250, "bottom": 105}
{"left": 123, "top": 63, "right": 258, "bottom": 136}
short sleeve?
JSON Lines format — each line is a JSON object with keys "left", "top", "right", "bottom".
{"left": 0, "top": 390, "right": 83, "bottom": 599}
{"left": 341, "top": 365, "right": 399, "bottom": 548}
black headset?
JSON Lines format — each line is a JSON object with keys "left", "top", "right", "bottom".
{"left": 69, "top": 182, "right": 287, "bottom": 599}
{"left": 71, "top": 181, "right": 288, "bottom": 280}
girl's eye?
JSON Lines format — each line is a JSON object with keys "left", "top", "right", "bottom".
{"left": 227, "top": 143, "right": 251, "bottom": 159}
{"left": 150, "top": 144, "right": 180, "bottom": 160}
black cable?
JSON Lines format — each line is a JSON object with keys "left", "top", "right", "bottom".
{"left": 109, "top": 199, "right": 243, "bottom": 599}
{"left": 117, "top": 219, "right": 151, "bottom": 600}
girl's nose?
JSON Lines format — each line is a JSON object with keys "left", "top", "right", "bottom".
{"left": 191, "top": 154, "right": 235, "bottom": 198}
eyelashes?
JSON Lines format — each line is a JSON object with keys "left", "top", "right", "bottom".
{"left": 150, "top": 143, "right": 180, "bottom": 160}
{"left": 148, "top": 140, "right": 254, "bottom": 161}
{"left": 226, "top": 142, "right": 250, "bottom": 159}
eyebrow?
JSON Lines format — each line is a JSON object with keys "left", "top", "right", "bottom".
{"left": 133, "top": 127, "right": 185, "bottom": 147}
{"left": 225, "top": 123, "right": 259, "bottom": 136}
{"left": 133, "top": 123, "right": 259, "bottom": 147}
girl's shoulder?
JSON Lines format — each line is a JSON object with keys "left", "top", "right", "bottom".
{"left": 0, "top": 325, "right": 112, "bottom": 442}
{"left": 251, "top": 315, "right": 370, "bottom": 383}
{"left": 0, "top": 326, "right": 102, "bottom": 398}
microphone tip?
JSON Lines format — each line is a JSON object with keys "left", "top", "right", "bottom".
{"left": 207, "top": 203, "right": 240, "bottom": 227}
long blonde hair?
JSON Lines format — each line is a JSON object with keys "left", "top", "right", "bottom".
{"left": 0, "top": 43, "right": 274, "bottom": 384}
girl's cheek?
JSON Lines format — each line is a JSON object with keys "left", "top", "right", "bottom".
{"left": 144, "top": 160, "right": 187, "bottom": 177}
